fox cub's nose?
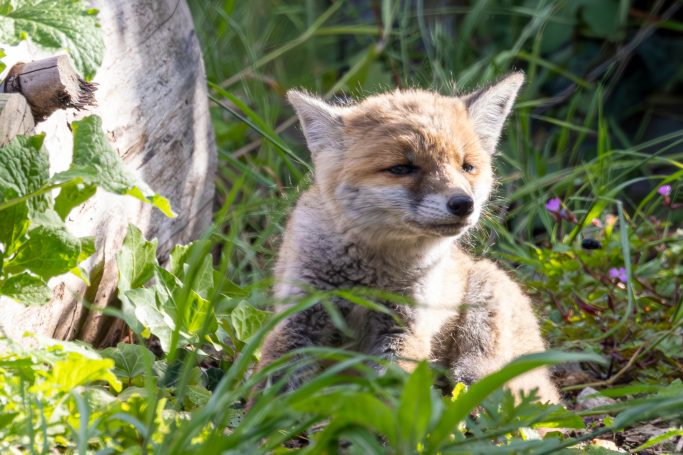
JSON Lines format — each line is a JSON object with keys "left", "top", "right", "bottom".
{"left": 447, "top": 195, "right": 474, "bottom": 217}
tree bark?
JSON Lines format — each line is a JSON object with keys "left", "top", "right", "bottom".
{"left": 0, "top": 93, "right": 34, "bottom": 145}
{"left": 0, "top": 0, "right": 216, "bottom": 347}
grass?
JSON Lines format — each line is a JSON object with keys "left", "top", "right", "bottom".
{"left": 1, "top": 0, "right": 682, "bottom": 453}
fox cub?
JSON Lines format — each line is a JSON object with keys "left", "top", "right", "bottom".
{"left": 259, "top": 73, "right": 559, "bottom": 403}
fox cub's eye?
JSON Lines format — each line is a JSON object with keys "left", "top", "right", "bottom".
{"left": 462, "top": 163, "right": 475, "bottom": 173}
{"left": 386, "top": 164, "right": 419, "bottom": 175}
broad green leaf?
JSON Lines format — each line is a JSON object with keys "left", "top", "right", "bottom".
{"left": 167, "top": 242, "right": 214, "bottom": 298}
{"left": 54, "top": 182, "right": 96, "bottom": 220}
{"left": 0, "top": 134, "right": 49, "bottom": 217}
{"left": 0, "top": 201, "right": 29, "bottom": 255}
{"left": 168, "top": 243, "right": 193, "bottom": 277}
{"left": 0, "top": 272, "right": 51, "bottom": 305}
{"left": 101, "top": 343, "right": 155, "bottom": 382}
{"left": 117, "top": 224, "right": 158, "bottom": 292}
{"left": 184, "top": 290, "right": 218, "bottom": 336}
{"left": 185, "top": 384, "right": 211, "bottom": 408}
{"left": 191, "top": 254, "right": 214, "bottom": 300}
{"left": 398, "top": 362, "right": 432, "bottom": 448}
{"left": 0, "top": 0, "right": 103, "bottom": 79}
{"left": 154, "top": 266, "right": 181, "bottom": 315}
{"left": 0, "top": 412, "right": 17, "bottom": 430}
{"left": 123, "top": 288, "right": 173, "bottom": 353}
{"left": 42, "top": 352, "right": 122, "bottom": 393}
{"left": 53, "top": 116, "right": 176, "bottom": 218}
{"left": 77, "top": 236, "right": 95, "bottom": 261}
{"left": 293, "top": 391, "right": 398, "bottom": 445}
{"left": 532, "top": 405, "right": 585, "bottom": 430}
{"left": 153, "top": 262, "right": 217, "bottom": 341}
{"left": 5, "top": 224, "right": 90, "bottom": 280}
{"left": 69, "top": 264, "right": 90, "bottom": 285}
{"left": 230, "top": 300, "right": 271, "bottom": 342}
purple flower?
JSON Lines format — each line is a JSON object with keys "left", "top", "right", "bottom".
{"left": 545, "top": 197, "right": 561, "bottom": 213}
{"left": 608, "top": 267, "right": 628, "bottom": 283}
{"left": 658, "top": 185, "right": 671, "bottom": 197}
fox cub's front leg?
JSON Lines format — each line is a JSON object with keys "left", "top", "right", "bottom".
{"left": 444, "top": 261, "right": 560, "bottom": 403}
{"left": 258, "top": 303, "right": 340, "bottom": 392}
{"left": 360, "top": 309, "right": 418, "bottom": 371}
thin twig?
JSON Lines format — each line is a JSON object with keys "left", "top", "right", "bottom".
{"left": 563, "top": 345, "right": 644, "bottom": 391}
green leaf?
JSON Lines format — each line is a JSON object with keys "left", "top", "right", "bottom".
{"left": 633, "top": 428, "right": 683, "bottom": 451}
{"left": 122, "top": 287, "right": 173, "bottom": 353}
{"left": 0, "top": 272, "right": 51, "bottom": 305}
{"left": 69, "top": 264, "right": 90, "bottom": 285}
{"left": 5, "top": 224, "right": 91, "bottom": 280}
{"left": 0, "top": 201, "right": 29, "bottom": 255}
{"left": 42, "top": 352, "right": 122, "bottom": 393}
{"left": 54, "top": 182, "right": 96, "bottom": 220}
{"left": 0, "top": 134, "right": 50, "bottom": 219}
{"left": 185, "top": 384, "right": 211, "bottom": 408}
{"left": 53, "top": 115, "right": 176, "bottom": 218}
{"left": 168, "top": 243, "right": 192, "bottom": 277}
{"left": 532, "top": 405, "right": 585, "bottom": 430}
{"left": 167, "top": 241, "right": 214, "bottom": 298}
{"left": 77, "top": 236, "right": 95, "bottom": 261}
{"left": 579, "top": 0, "right": 621, "bottom": 40}
{"left": 184, "top": 291, "right": 218, "bottom": 336}
{"left": 293, "top": 391, "right": 398, "bottom": 445}
{"left": 101, "top": 343, "right": 155, "bottom": 382}
{"left": 154, "top": 266, "right": 181, "bottom": 311}
{"left": 613, "top": 394, "right": 683, "bottom": 429}
{"left": 117, "top": 224, "right": 158, "bottom": 292}
{"left": 397, "top": 362, "right": 432, "bottom": 449}
{"left": 0, "top": 0, "right": 104, "bottom": 79}
{"left": 428, "top": 351, "right": 606, "bottom": 450}
{"left": 230, "top": 300, "right": 271, "bottom": 342}
{"left": 191, "top": 254, "right": 214, "bottom": 300}
{"left": 0, "top": 412, "right": 17, "bottom": 430}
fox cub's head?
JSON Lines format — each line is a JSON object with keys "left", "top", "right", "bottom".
{"left": 289, "top": 73, "right": 524, "bottom": 240}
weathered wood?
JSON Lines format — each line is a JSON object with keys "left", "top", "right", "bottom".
{"left": 0, "top": 0, "right": 217, "bottom": 347}
{"left": 0, "top": 93, "right": 35, "bottom": 145}
{"left": 3, "top": 56, "right": 96, "bottom": 121}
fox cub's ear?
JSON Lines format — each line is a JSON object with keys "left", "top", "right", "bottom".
{"left": 462, "top": 72, "right": 524, "bottom": 154}
{"left": 288, "top": 90, "right": 345, "bottom": 156}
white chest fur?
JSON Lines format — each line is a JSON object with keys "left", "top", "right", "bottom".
{"left": 411, "top": 253, "right": 466, "bottom": 342}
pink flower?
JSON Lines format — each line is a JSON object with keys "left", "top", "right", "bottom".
{"left": 545, "top": 197, "right": 561, "bottom": 213}
{"left": 658, "top": 185, "right": 672, "bottom": 197}
{"left": 608, "top": 267, "right": 628, "bottom": 283}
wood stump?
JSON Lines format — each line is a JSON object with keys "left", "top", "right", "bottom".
{"left": 0, "top": 0, "right": 216, "bottom": 347}
{"left": 2, "top": 55, "right": 97, "bottom": 121}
